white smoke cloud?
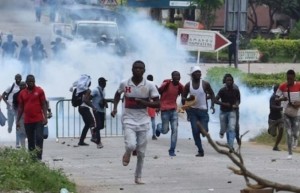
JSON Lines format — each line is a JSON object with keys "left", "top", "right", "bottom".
{"left": 0, "top": 3, "right": 271, "bottom": 142}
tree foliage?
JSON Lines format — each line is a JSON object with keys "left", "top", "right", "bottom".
{"left": 248, "top": 0, "right": 300, "bottom": 32}
{"left": 191, "top": 0, "right": 223, "bottom": 29}
{"left": 289, "top": 21, "right": 300, "bottom": 39}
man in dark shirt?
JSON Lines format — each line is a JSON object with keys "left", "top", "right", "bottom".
{"left": 227, "top": 32, "right": 237, "bottom": 68}
{"left": 215, "top": 74, "right": 240, "bottom": 152}
{"left": 268, "top": 84, "right": 283, "bottom": 151}
{"left": 222, "top": 73, "right": 241, "bottom": 145}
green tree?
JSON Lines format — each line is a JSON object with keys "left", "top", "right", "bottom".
{"left": 248, "top": 0, "right": 263, "bottom": 33}
{"left": 289, "top": 21, "right": 300, "bottom": 39}
{"left": 256, "top": 0, "right": 299, "bottom": 30}
{"left": 280, "top": 0, "right": 300, "bottom": 21}
{"left": 191, "top": 0, "right": 224, "bottom": 29}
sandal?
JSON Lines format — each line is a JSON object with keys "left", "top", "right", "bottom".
{"left": 122, "top": 152, "right": 130, "bottom": 166}
{"left": 135, "top": 177, "right": 145, "bottom": 185}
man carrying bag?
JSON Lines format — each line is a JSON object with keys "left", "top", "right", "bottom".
{"left": 275, "top": 69, "right": 300, "bottom": 159}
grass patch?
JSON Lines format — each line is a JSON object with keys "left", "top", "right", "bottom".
{"left": 250, "top": 129, "right": 300, "bottom": 153}
{"left": 0, "top": 147, "right": 76, "bottom": 193}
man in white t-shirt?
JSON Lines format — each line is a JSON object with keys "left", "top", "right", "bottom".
{"left": 111, "top": 60, "right": 160, "bottom": 185}
{"left": 2, "top": 74, "right": 21, "bottom": 147}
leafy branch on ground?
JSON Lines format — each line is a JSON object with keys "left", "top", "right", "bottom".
{"left": 0, "top": 147, "right": 76, "bottom": 193}
{"left": 196, "top": 121, "right": 300, "bottom": 193}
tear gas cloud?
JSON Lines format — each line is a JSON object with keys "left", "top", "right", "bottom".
{"left": 0, "top": 5, "right": 270, "bottom": 142}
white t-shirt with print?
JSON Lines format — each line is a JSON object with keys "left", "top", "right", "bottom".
{"left": 117, "top": 78, "right": 159, "bottom": 127}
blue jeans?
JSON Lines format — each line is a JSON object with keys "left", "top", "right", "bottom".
{"left": 7, "top": 108, "right": 15, "bottom": 132}
{"left": 219, "top": 110, "right": 236, "bottom": 149}
{"left": 150, "top": 117, "right": 155, "bottom": 136}
{"left": 158, "top": 110, "right": 178, "bottom": 153}
{"left": 186, "top": 108, "right": 209, "bottom": 154}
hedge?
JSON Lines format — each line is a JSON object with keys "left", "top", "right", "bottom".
{"left": 205, "top": 67, "right": 300, "bottom": 89}
{"left": 250, "top": 39, "right": 300, "bottom": 57}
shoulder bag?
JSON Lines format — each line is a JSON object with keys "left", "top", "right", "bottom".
{"left": 284, "top": 86, "right": 299, "bottom": 117}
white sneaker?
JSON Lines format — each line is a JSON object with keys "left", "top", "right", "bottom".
{"left": 287, "top": 155, "right": 292, "bottom": 160}
{"left": 293, "top": 139, "right": 298, "bottom": 149}
{"left": 97, "top": 143, "right": 104, "bottom": 149}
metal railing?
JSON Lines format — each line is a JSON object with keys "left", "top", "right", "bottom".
{"left": 54, "top": 98, "right": 123, "bottom": 139}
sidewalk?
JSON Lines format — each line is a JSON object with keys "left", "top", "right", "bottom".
{"left": 39, "top": 137, "right": 300, "bottom": 193}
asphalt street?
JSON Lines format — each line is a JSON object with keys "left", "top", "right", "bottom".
{"left": 37, "top": 138, "right": 300, "bottom": 193}
{"left": 1, "top": 1, "right": 300, "bottom": 193}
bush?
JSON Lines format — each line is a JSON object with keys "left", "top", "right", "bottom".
{"left": 250, "top": 38, "right": 300, "bottom": 58}
{"left": 0, "top": 148, "right": 76, "bottom": 193}
{"left": 205, "top": 67, "right": 244, "bottom": 91}
{"left": 206, "top": 67, "right": 300, "bottom": 89}
{"left": 260, "top": 52, "right": 269, "bottom": 63}
{"left": 164, "top": 22, "right": 178, "bottom": 34}
{"left": 289, "top": 21, "right": 300, "bottom": 40}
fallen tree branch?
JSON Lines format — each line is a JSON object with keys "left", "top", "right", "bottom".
{"left": 197, "top": 121, "right": 300, "bottom": 193}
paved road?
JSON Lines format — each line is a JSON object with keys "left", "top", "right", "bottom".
{"left": 1, "top": 2, "right": 300, "bottom": 193}
{"left": 16, "top": 137, "right": 296, "bottom": 193}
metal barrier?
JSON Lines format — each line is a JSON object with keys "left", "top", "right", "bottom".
{"left": 54, "top": 99, "right": 123, "bottom": 139}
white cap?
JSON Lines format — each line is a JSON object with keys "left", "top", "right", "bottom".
{"left": 189, "top": 66, "right": 201, "bottom": 75}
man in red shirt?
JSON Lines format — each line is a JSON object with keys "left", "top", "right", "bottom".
{"left": 276, "top": 69, "right": 300, "bottom": 159}
{"left": 156, "top": 71, "right": 183, "bottom": 156}
{"left": 16, "top": 74, "right": 48, "bottom": 160}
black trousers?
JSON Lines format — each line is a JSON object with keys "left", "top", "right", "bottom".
{"left": 228, "top": 48, "right": 236, "bottom": 67}
{"left": 78, "top": 106, "right": 95, "bottom": 143}
{"left": 93, "top": 111, "right": 105, "bottom": 144}
{"left": 25, "top": 121, "right": 44, "bottom": 160}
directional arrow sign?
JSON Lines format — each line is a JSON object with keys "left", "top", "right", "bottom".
{"left": 176, "top": 28, "right": 231, "bottom": 52}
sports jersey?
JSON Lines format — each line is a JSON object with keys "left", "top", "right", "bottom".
{"left": 276, "top": 81, "right": 300, "bottom": 108}
{"left": 117, "top": 78, "right": 159, "bottom": 126}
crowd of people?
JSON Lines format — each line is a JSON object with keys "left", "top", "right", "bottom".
{"left": 0, "top": 32, "right": 66, "bottom": 78}
{"left": 1, "top": 73, "right": 51, "bottom": 160}
{"left": 0, "top": 60, "right": 299, "bottom": 184}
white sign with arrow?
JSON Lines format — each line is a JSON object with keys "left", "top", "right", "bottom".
{"left": 176, "top": 28, "right": 231, "bottom": 52}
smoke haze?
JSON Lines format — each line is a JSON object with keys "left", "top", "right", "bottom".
{"left": 0, "top": 2, "right": 271, "bottom": 142}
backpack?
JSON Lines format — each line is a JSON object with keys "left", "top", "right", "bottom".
{"left": 5, "top": 83, "right": 15, "bottom": 100}
{"left": 71, "top": 88, "right": 85, "bottom": 107}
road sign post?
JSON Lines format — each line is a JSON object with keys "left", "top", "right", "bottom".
{"left": 177, "top": 28, "right": 231, "bottom": 64}
{"left": 238, "top": 49, "right": 260, "bottom": 73}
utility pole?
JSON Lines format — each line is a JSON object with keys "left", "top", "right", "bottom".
{"left": 235, "top": 0, "right": 241, "bottom": 68}
{"left": 225, "top": 0, "right": 248, "bottom": 69}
